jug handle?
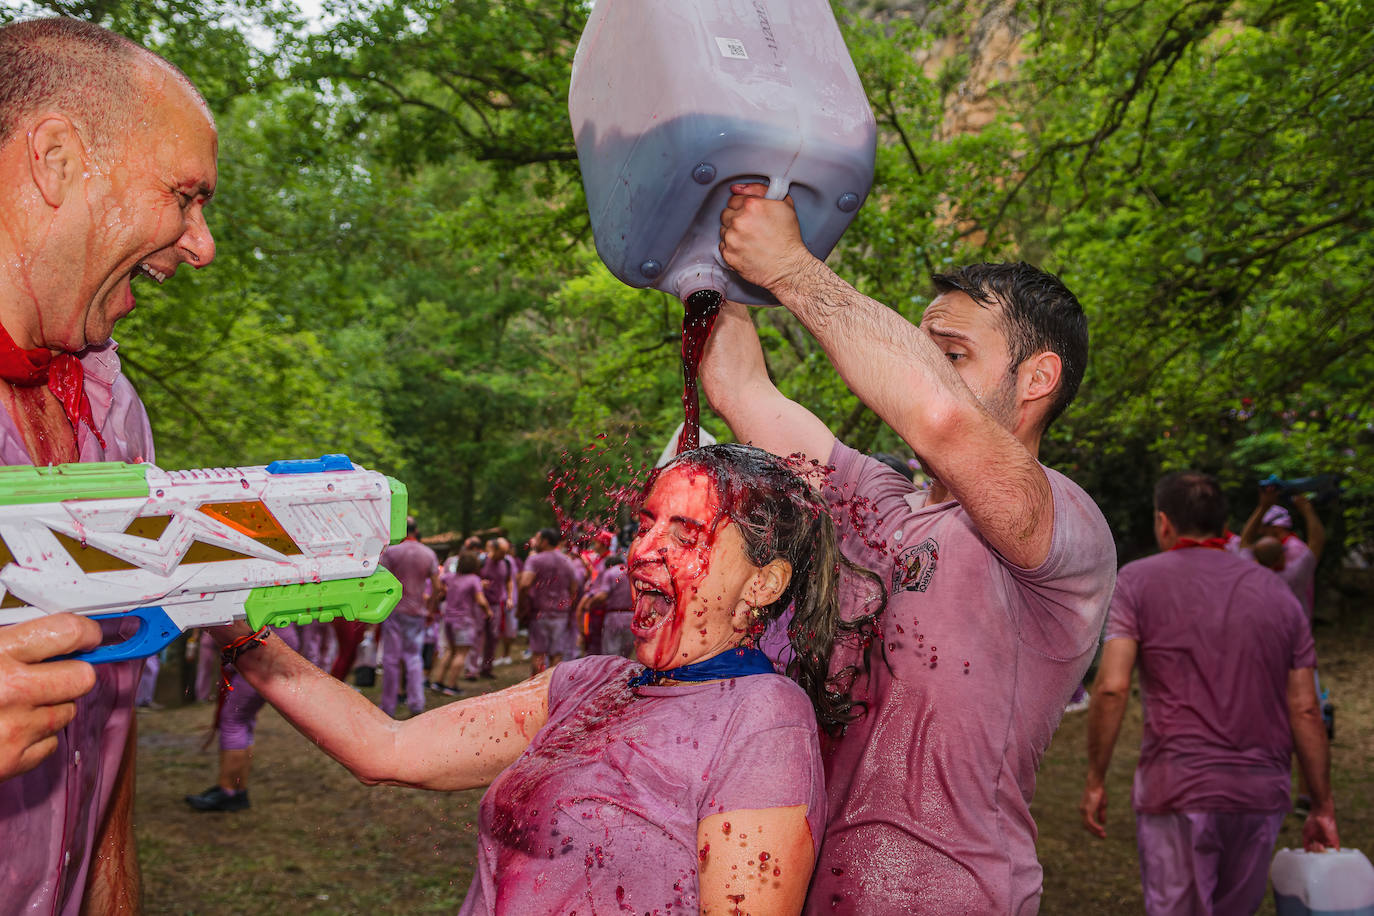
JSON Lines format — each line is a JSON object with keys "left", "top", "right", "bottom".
{"left": 765, "top": 176, "right": 791, "bottom": 200}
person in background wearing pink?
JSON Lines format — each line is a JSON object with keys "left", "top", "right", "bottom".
{"left": 1081, "top": 471, "right": 1338, "bottom": 915}
{"left": 480, "top": 537, "right": 519, "bottom": 669}
{"left": 297, "top": 621, "right": 333, "bottom": 670}
{"left": 578, "top": 529, "right": 613, "bottom": 654}
{"left": 557, "top": 539, "right": 589, "bottom": 660}
{"left": 0, "top": 18, "right": 216, "bottom": 913}
{"left": 707, "top": 184, "right": 1116, "bottom": 913}
{"left": 429, "top": 550, "right": 490, "bottom": 696}
{"left": 377, "top": 516, "right": 440, "bottom": 717}
{"left": 134, "top": 653, "right": 160, "bottom": 708}
{"left": 518, "top": 528, "right": 579, "bottom": 674}
{"left": 184, "top": 623, "right": 301, "bottom": 812}
{"left": 1240, "top": 488, "right": 1326, "bottom": 619}
{"left": 201, "top": 443, "right": 857, "bottom": 914}
{"left": 193, "top": 628, "right": 221, "bottom": 700}
{"left": 580, "top": 554, "right": 634, "bottom": 658}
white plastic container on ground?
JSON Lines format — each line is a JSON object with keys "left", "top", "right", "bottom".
{"left": 1272, "top": 848, "right": 1374, "bottom": 916}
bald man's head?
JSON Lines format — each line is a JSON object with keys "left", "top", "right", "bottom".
{"left": 0, "top": 18, "right": 207, "bottom": 159}
{"left": 1252, "top": 536, "right": 1285, "bottom": 572}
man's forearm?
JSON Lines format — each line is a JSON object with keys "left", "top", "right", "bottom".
{"left": 1239, "top": 505, "right": 1265, "bottom": 547}
{"left": 773, "top": 257, "right": 984, "bottom": 454}
{"left": 1085, "top": 690, "right": 1129, "bottom": 786}
{"left": 699, "top": 302, "right": 834, "bottom": 463}
{"left": 1292, "top": 702, "right": 1334, "bottom": 809}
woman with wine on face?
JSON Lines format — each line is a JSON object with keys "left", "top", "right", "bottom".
{"left": 208, "top": 443, "right": 872, "bottom": 914}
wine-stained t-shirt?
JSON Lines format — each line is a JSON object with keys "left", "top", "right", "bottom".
{"left": 524, "top": 549, "right": 577, "bottom": 619}
{"left": 380, "top": 538, "right": 438, "bottom": 617}
{"left": 1277, "top": 535, "right": 1318, "bottom": 619}
{"left": 1105, "top": 547, "right": 1315, "bottom": 814}
{"left": 0, "top": 340, "right": 153, "bottom": 916}
{"left": 459, "top": 654, "right": 825, "bottom": 915}
{"left": 441, "top": 571, "right": 483, "bottom": 625}
{"left": 589, "top": 564, "right": 632, "bottom": 611}
{"left": 809, "top": 441, "right": 1116, "bottom": 916}
{"left": 480, "top": 555, "right": 515, "bottom": 609}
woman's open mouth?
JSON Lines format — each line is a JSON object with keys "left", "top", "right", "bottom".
{"left": 630, "top": 575, "right": 674, "bottom": 637}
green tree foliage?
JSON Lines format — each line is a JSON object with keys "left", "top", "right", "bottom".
{"left": 7, "top": 0, "right": 1369, "bottom": 561}
{"left": 996, "top": 0, "right": 1374, "bottom": 553}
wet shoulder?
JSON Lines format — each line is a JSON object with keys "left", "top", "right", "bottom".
{"left": 717, "top": 673, "right": 818, "bottom": 736}
{"left": 548, "top": 654, "right": 638, "bottom": 714}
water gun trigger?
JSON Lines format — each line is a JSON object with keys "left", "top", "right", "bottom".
{"left": 59, "top": 606, "right": 181, "bottom": 665}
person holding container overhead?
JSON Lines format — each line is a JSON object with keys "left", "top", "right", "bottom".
{"left": 203, "top": 443, "right": 876, "bottom": 914}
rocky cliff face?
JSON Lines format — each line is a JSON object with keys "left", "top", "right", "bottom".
{"left": 843, "top": 0, "right": 1027, "bottom": 135}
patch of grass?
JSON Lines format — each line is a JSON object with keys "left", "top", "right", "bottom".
{"left": 136, "top": 664, "right": 517, "bottom": 915}
{"left": 136, "top": 623, "right": 1372, "bottom": 913}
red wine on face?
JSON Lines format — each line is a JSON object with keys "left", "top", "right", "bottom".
{"left": 676, "top": 289, "right": 723, "bottom": 455}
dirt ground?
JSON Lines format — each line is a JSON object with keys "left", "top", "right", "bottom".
{"left": 133, "top": 623, "right": 1374, "bottom": 914}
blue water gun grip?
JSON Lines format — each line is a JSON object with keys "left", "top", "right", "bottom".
{"left": 62, "top": 607, "right": 183, "bottom": 664}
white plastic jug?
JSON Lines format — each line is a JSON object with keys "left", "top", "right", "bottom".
{"left": 569, "top": 0, "right": 876, "bottom": 304}
{"left": 1272, "top": 848, "right": 1374, "bottom": 916}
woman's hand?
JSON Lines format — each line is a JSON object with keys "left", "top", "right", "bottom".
{"left": 697, "top": 806, "right": 814, "bottom": 915}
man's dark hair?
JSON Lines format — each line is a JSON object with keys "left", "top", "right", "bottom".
{"left": 1153, "top": 471, "right": 1227, "bottom": 538}
{"left": 0, "top": 18, "right": 205, "bottom": 151}
{"left": 931, "top": 262, "right": 1088, "bottom": 429}
{"left": 405, "top": 516, "right": 419, "bottom": 537}
{"left": 538, "top": 526, "right": 562, "bottom": 547}
{"left": 603, "top": 553, "right": 625, "bottom": 568}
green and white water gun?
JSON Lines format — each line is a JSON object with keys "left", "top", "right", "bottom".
{"left": 0, "top": 455, "right": 405, "bottom": 663}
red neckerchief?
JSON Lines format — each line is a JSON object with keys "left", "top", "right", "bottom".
{"left": 0, "top": 322, "right": 105, "bottom": 448}
{"left": 1169, "top": 536, "right": 1230, "bottom": 551}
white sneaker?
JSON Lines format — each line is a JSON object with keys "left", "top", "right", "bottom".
{"left": 493, "top": 656, "right": 512, "bottom": 667}
{"left": 521, "top": 650, "right": 532, "bottom": 660}
{"left": 1064, "top": 690, "right": 1091, "bottom": 714}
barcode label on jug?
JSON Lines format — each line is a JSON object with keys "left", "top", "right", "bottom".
{"left": 715, "top": 37, "right": 749, "bottom": 60}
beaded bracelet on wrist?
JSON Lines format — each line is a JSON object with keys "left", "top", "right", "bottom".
{"left": 220, "top": 625, "right": 272, "bottom": 667}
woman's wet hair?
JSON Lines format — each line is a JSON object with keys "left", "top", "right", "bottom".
{"left": 661, "top": 442, "right": 883, "bottom": 737}
{"left": 456, "top": 550, "right": 481, "bottom": 575}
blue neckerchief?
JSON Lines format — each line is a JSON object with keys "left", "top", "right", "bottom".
{"left": 627, "top": 646, "right": 775, "bottom": 688}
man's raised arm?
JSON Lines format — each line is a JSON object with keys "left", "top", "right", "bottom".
{"left": 699, "top": 300, "right": 834, "bottom": 467}
{"left": 719, "top": 186, "right": 1055, "bottom": 569}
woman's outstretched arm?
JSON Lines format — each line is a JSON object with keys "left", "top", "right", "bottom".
{"left": 215, "top": 624, "right": 551, "bottom": 791}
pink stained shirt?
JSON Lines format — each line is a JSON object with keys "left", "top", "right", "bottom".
{"left": 809, "top": 441, "right": 1116, "bottom": 915}
{"left": 379, "top": 538, "right": 439, "bottom": 617}
{"left": 479, "top": 555, "right": 515, "bottom": 609}
{"left": 523, "top": 549, "right": 577, "bottom": 619}
{"left": 441, "top": 571, "right": 483, "bottom": 626}
{"left": 1104, "top": 546, "right": 1316, "bottom": 814}
{"left": 1277, "top": 534, "right": 1318, "bottom": 619}
{"left": 0, "top": 340, "right": 153, "bottom": 916}
{"left": 459, "top": 654, "right": 826, "bottom": 915}
{"left": 589, "top": 563, "right": 632, "bottom": 611}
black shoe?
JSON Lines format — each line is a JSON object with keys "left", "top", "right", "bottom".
{"left": 185, "top": 785, "right": 250, "bottom": 812}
